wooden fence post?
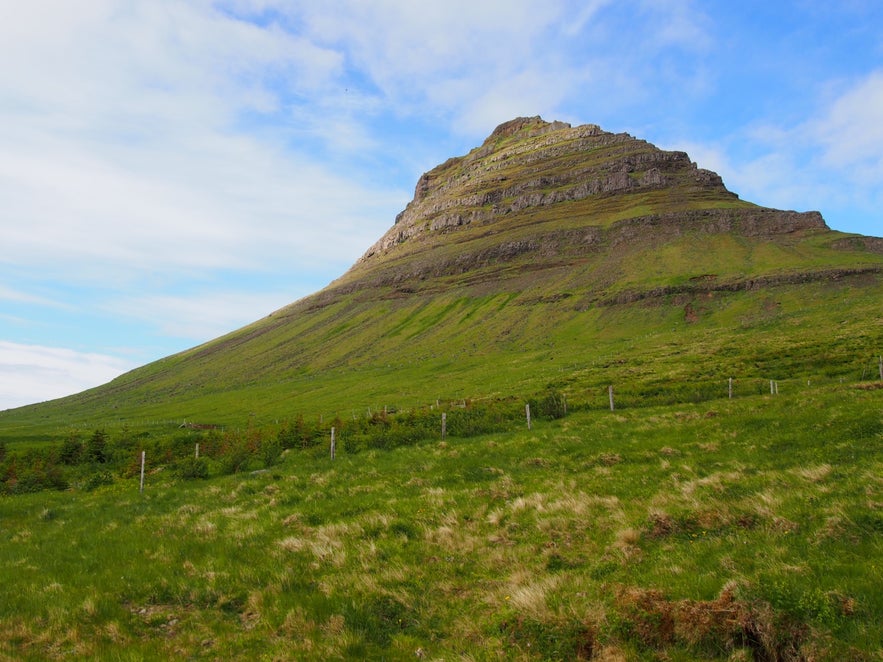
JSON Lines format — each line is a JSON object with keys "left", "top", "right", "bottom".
{"left": 525, "top": 404, "right": 531, "bottom": 430}
{"left": 330, "top": 427, "right": 336, "bottom": 460}
{"left": 441, "top": 412, "right": 447, "bottom": 440}
{"left": 195, "top": 443, "right": 199, "bottom": 459}
{"left": 608, "top": 385, "right": 615, "bottom": 411}
{"left": 728, "top": 377, "right": 733, "bottom": 399}
{"left": 139, "top": 451, "right": 146, "bottom": 494}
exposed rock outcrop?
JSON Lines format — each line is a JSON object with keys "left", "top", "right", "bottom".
{"left": 357, "top": 116, "right": 823, "bottom": 264}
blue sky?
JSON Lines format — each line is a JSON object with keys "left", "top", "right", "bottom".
{"left": 1, "top": 0, "right": 881, "bottom": 410}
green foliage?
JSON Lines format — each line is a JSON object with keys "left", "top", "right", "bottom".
{"left": 0, "top": 385, "right": 880, "bottom": 659}
{"left": 260, "top": 437, "right": 282, "bottom": 468}
{"left": 0, "top": 451, "right": 68, "bottom": 493}
{"left": 175, "top": 456, "right": 209, "bottom": 480}
{"left": 528, "top": 388, "right": 568, "bottom": 420}
{"left": 498, "top": 615, "right": 595, "bottom": 660}
{"left": 277, "top": 414, "right": 317, "bottom": 449}
{"left": 758, "top": 579, "right": 841, "bottom": 625}
{"left": 217, "top": 436, "right": 252, "bottom": 475}
{"left": 84, "top": 429, "right": 108, "bottom": 464}
{"left": 82, "top": 470, "right": 114, "bottom": 491}
{"left": 58, "top": 434, "right": 83, "bottom": 465}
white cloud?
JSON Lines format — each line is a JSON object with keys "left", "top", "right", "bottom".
{"left": 0, "top": 341, "right": 133, "bottom": 411}
{"left": 0, "top": 1, "right": 405, "bottom": 283}
{"left": 664, "top": 69, "right": 883, "bottom": 225}
{"left": 563, "top": 0, "right": 615, "bottom": 36}
{"left": 106, "top": 290, "right": 301, "bottom": 342}
{"left": 0, "top": 285, "right": 60, "bottom": 307}
{"left": 273, "top": 0, "right": 601, "bottom": 129}
{"left": 812, "top": 71, "right": 883, "bottom": 180}
{"left": 638, "top": 0, "right": 711, "bottom": 50}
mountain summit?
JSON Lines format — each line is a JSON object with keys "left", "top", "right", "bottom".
{"left": 341, "top": 117, "right": 829, "bottom": 294}
{"left": 5, "top": 117, "right": 881, "bottom": 426}
{"left": 360, "top": 116, "right": 823, "bottom": 258}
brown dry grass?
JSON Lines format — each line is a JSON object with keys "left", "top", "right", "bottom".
{"left": 614, "top": 582, "right": 811, "bottom": 661}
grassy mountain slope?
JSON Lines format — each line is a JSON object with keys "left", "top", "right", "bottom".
{"left": 1, "top": 116, "right": 881, "bottom": 440}
{"left": 1, "top": 118, "right": 881, "bottom": 659}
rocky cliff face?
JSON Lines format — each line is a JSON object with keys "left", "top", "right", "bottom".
{"left": 358, "top": 117, "right": 825, "bottom": 264}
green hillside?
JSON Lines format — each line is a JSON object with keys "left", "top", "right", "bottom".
{"left": 0, "top": 117, "right": 881, "bottom": 659}
{"left": 2, "top": 117, "right": 881, "bottom": 440}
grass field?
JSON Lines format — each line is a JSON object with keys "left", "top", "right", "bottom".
{"left": 1, "top": 381, "right": 880, "bottom": 660}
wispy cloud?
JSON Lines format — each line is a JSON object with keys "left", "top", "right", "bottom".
{"left": 0, "top": 341, "right": 133, "bottom": 411}
{"left": 106, "top": 290, "right": 298, "bottom": 342}
{"left": 0, "top": 285, "right": 60, "bottom": 307}
{"left": 812, "top": 71, "right": 883, "bottom": 180}
{"left": 0, "top": 3, "right": 404, "bottom": 282}
{"left": 673, "top": 68, "right": 883, "bottom": 218}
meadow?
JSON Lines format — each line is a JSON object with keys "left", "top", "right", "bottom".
{"left": 1, "top": 379, "right": 880, "bottom": 660}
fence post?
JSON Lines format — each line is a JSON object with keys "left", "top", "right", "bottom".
{"left": 195, "top": 443, "right": 199, "bottom": 459}
{"left": 608, "top": 385, "right": 615, "bottom": 411}
{"left": 139, "top": 451, "right": 146, "bottom": 494}
{"left": 525, "top": 404, "right": 531, "bottom": 430}
{"left": 330, "top": 427, "right": 336, "bottom": 460}
{"left": 441, "top": 412, "right": 447, "bottom": 440}
{"left": 728, "top": 377, "right": 733, "bottom": 399}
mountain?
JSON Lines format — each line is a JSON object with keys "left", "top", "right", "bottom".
{"left": 3, "top": 116, "right": 881, "bottom": 660}
{"left": 3, "top": 116, "right": 882, "bottom": 434}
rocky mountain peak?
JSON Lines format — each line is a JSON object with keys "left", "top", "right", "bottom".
{"left": 485, "top": 116, "right": 572, "bottom": 140}
{"left": 360, "top": 118, "right": 729, "bottom": 262}
{"left": 357, "top": 117, "right": 824, "bottom": 264}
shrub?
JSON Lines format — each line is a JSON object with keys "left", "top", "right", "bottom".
{"left": 84, "top": 430, "right": 108, "bottom": 464}
{"left": 277, "top": 414, "right": 317, "bottom": 449}
{"left": 261, "top": 438, "right": 283, "bottom": 467}
{"left": 82, "top": 470, "right": 114, "bottom": 491}
{"left": 530, "top": 389, "right": 568, "bottom": 420}
{"left": 176, "top": 456, "right": 209, "bottom": 480}
{"left": 59, "top": 435, "right": 83, "bottom": 465}
{"left": 218, "top": 441, "right": 252, "bottom": 475}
